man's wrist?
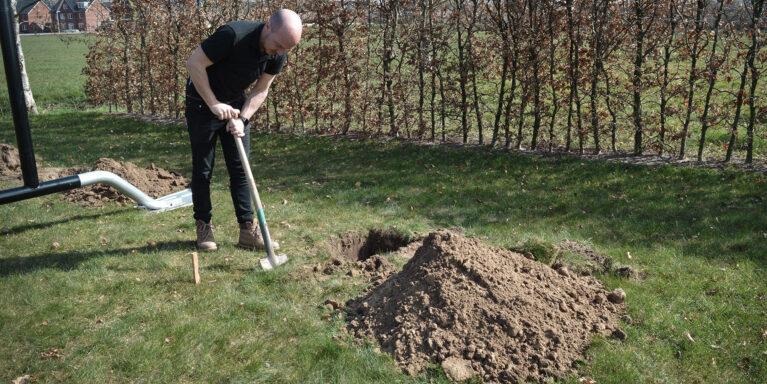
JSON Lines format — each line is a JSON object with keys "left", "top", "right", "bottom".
{"left": 240, "top": 117, "right": 250, "bottom": 127}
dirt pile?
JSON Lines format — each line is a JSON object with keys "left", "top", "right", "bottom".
{"left": 64, "top": 158, "right": 187, "bottom": 207}
{"left": 346, "top": 230, "right": 625, "bottom": 383}
{"left": 0, "top": 145, "right": 186, "bottom": 207}
{"left": 1, "top": 143, "right": 21, "bottom": 179}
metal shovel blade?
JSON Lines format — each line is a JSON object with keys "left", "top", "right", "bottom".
{"left": 260, "top": 253, "right": 289, "bottom": 271}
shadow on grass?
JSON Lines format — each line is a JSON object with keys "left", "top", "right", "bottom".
{"left": 259, "top": 134, "right": 767, "bottom": 268}
{"left": 0, "top": 240, "right": 192, "bottom": 277}
{"left": 0, "top": 111, "right": 190, "bottom": 173}
{"left": 2, "top": 112, "right": 765, "bottom": 270}
{"left": 2, "top": 209, "right": 129, "bottom": 236}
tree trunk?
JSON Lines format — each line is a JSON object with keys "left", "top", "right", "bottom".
{"left": 679, "top": 0, "right": 706, "bottom": 159}
{"left": 527, "top": 0, "right": 542, "bottom": 150}
{"left": 631, "top": 0, "right": 645, "bottom": 155}
{"left": 383, "top": 1, "right": 399, "bottom": 137}
{"left": 565, "top": 0, "right": 576, "bottom": 151}
{"left": 601, "top": 66, "right": 618, "bottom": 153}
{"left": 454, "top": 0, "right": 470, "bottom": 143}
{"left": 725, "top": 0, "right": 763, "bottom": 162}
{"left": 697, "top": 0, "right": 726, "bottom": 161}
{"left": 11, "top": 0, "right": 38, "bottom": 114}
{"left": 658, "top": 0, "right": 677, "bottom": 156}
{"left": 589, "top": 0, "right": 608, "bottom": 154}
{"left": 546, "top": 1, "right": 559, "bottom": 152}
{"left": 725, "top": 59, "right": 750, "bottom": 162}
{"left": 745, "top": 0, "right": 764, "bottom": 163}
{"left": 468, "top": 0, "right": 482, "bottom": 144}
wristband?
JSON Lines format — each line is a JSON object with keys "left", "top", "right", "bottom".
{"left": 240, "top": 117, "right": 250, "bottom": 127}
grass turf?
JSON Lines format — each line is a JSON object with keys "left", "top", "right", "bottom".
{"left": 0, "top": 34, "right": 92, "bottom": 114}
{"left": 1, "top": 110, "right": 766, "bottom": 383}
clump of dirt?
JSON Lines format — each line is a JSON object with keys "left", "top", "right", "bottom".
{"left": 346, "top": 230, "right": 625, "bottom": 383}
{"left": 319, "top": 229, "right": 420, "bottom": 283}
{"left": 554, "top": 240, "right": 613, "bottom": 276}
{"left": 613, "top": 265, "right": 646, "bottom": 281}
{"left": 64, "top": 158, "right": 187, "bottom": 207}
{"left": 1, "top": 143, "right": 22, "bottom": 179}
{"left": 0, "top": 143, "right": 81, "bottom": 182}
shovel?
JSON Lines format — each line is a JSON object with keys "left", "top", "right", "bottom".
{"left": 234, "top": 136, "right": 288, "bottom": 270}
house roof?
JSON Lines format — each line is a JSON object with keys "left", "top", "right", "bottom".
{"left": 18, "top": 0, "right": 113, "bottom": 13}
{"left": 50, "top": 0, "right": 111, "bottom": 13}
{"left": 17, "top": 0, "right": 55, "bottom": 14}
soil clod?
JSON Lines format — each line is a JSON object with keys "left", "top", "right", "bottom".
{"left": 607, "top": 288, "right": 626, "bottom": 304}
{"left": 0, "top": 143, "right": 21, "bottom": 178}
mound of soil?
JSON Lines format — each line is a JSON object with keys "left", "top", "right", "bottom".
{"left": 346, "top": 230, "right": 625, "bottom": 383}
{"left": 64, "top": 158, "right": 187, "bottom": 207}
{"left": 1, "top": 145, "right": 186, "bottom": 207}
{"left": 1, "top": 143, "right": 21, "bottom": 179}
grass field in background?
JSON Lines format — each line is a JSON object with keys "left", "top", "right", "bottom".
{"left": 1, "top": 31, "right": 766, "bottom": 384}
{"left": 0, "top": 34, "right": 92, "bottom": 114}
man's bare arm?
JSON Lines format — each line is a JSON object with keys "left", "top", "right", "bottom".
{"left": 227, "top": 73, "right": 277, "bottom": 137}
{"left": 241, "top": 73, "right": 277, "bottom": 120}
{"left": 186, "top": 46, "right": 240, "bottom": 120}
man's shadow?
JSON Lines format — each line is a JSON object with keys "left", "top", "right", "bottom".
{"left": 2, "top": 209, "right": 128, "bottom": 236}
{"left": 0, "top": 240, "right": 194, "bottom": 277}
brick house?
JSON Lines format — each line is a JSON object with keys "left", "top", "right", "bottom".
{"left": 17, "top": 0, "right": 53, "bottom": 33}
{"left": 17, "top": 0, "right": 111, "bottom": 33}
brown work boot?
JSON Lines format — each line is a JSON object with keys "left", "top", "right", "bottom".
{"left": 237, "top": 221, "right": 280, "bottom": 250}
{"left": 195, "top": 219, "right": 217, "bottom": 251}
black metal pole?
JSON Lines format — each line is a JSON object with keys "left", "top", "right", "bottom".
{"left": 0, "top": 175, "right": 81, "bottom": 204}
{"left": 0, "top": 0, "right": 38, "bottom": 188}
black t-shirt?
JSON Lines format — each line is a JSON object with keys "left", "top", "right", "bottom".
{"left": 186, "top": 21, "right": 287, "bottom": 102}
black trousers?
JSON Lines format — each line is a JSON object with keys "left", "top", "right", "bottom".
{"left": 185, "top": 96, "right": 253, "bottom": 224}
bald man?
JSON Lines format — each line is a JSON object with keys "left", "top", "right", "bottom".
{"left": 185, "top": 9, "right": 302, "bottom": 252}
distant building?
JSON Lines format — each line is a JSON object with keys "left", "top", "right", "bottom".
{"left": 17, "top": 0, "right": 112, "bottom": 33}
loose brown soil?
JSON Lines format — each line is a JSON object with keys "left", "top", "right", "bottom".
{"left": 346, "top": 230, "right": 625, "bottom": 383}
{"left": 1, "top": 143, "right": 22, "bottom": 179}
{"left": 64, "top": 158, "right": 187, "bottom": 207}
{"left": 0, "top": 145, "right": 186, "bottom": 207}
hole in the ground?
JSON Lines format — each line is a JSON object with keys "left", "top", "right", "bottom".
{"left": 328, "top": 228, "right": 414, "bottom": 262}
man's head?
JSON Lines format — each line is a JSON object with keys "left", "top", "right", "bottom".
{"left": 260, "top": 9, "right": 302, "bottom": 55}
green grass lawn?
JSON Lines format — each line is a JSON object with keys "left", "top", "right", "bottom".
{"left": 0, "top": 34, "right": 92, "bottom": 114}
{"left": 1, "top": 111, "right": 766, "bottom": 383}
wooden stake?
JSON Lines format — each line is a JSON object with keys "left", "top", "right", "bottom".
{"left": 191, "top": 252, "right": 200, "bottom": 285}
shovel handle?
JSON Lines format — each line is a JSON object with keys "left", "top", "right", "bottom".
{"left": 234, "top": 136, "right": 278, "bottom": 267}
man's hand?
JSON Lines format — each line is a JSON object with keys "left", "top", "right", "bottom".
{"left": 227, "top": 118, "right": 246, "bottom": 138}
{"left": 210, "top": 103, "right": 240, "bottom": 120}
